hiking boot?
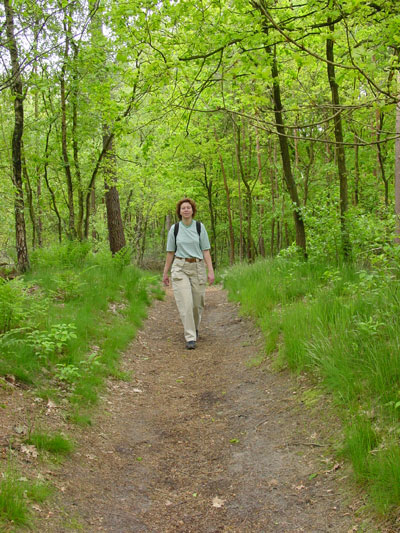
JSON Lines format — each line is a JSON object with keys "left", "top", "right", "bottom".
{"left": 186, "top": 340, "right": 196, "bottom": 350}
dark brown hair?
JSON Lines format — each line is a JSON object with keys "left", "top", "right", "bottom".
{"left": 176, "top": 197, "right": 197, "bottom": 220}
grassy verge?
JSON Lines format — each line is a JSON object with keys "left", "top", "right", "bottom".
{"left": 0, "top": 461, "right": 52, "bottom": 529}
{"left": 0, "top": 242, "right": 160, "bottom": 413}
{"left": 224, "top": 256, "right": 400, "bottom": 515}
{"left": 0, "top": 242, "right": 161, "bottom": 529}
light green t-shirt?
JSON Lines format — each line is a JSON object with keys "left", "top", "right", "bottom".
{"left": 166, "top": 220, "right": 211, "bottom": 259}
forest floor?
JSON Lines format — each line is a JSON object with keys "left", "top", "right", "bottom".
{"left": 1, "top": 285, "right": 394, "bottom": 532}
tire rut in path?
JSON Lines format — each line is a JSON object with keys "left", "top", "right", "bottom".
{"left": 44, "top": 286, "right": 363, "bottom": 532}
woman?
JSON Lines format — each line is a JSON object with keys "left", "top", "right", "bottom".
{"left": 163, "top": 198, "right": 215, "bottom": 349}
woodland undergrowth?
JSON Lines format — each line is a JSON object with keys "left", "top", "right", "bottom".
{"left": 224, "top": 249, "right": 400, "bottom": 517}
{"left": 0, "top": 241, "right": 161, "bottom": 528}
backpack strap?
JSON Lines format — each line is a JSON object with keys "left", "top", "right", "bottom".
{"left": 173, "top": 221, "right": 201, "bottom": 252}
{"left": 174, "top": 222, "right": 179, "bottom": 251}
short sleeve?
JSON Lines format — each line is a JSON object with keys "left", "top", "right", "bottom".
{"left": 166, "top": 225, "right": 176, "bottom": 252}
{"left": 199, "top": 223, "right": 211, "bottom": 250}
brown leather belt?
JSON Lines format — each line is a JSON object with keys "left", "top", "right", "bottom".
{"left": 176, "top": 257, "right": 201, "bottom": 263}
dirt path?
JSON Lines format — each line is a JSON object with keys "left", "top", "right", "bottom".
{"left": 38, "top": 286, "right": 376, "bottom": 532}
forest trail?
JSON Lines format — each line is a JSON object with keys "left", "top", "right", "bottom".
{"left": 39, "top": 286, "right": 371, "bottom": 532}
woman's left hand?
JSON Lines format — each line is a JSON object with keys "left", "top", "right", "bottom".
{"left": 208, "top": 272, "right": 215, "bottom": 285}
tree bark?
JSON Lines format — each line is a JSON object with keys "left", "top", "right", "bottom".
{"left": 269, "top": 45, "right": 306, "bottom": 256}
{"left": 4, "top": 0, "right": 29, "bottom": 272}
{"left": 376, "top": 111, "right": 389, "bottom": 206}
{"left": 33, "top": 16, "right": 43, "bottom": 247}
{"left": 255, "top": 126, "right": 265, "bottom": 257}
{"left": 218, "top": 152, "right": 235, "bottom": 265}
{"left": 215, "top": 128, "right": 235, "bottom": 265}
{"left": 326, "top": 21, "right": 351, "bottom": 260}
{"left": 395, "top": 71, "right": 400, "bottom": 243}
{"left": 234, "top": 121, "right": 255, "bottom": 261}
{"left": 203, "top": 163, "right": 218, "bottom": 268}
{"left": 103, "top": 126, "right": 126, "bottom": 255}
{"left": 22, "top": 148, "right": 36, "bottom": 248}
{"left": 353, "top": 133, "right": 359, "bottom": 206}
{"left": 43, "top": 123, "right": 62, "bottom": 243}
{"left": 60, "top": 12, "right": 76, "bottom": 238}
{"left": 71, "top": 42, "right": 84, "bottom": 240}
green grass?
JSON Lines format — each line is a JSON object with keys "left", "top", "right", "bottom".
{"left": 0, "top": 242, "right": 158, "bottom": 531}
{"left": 0, "top": 462, "right": 51, "bottom": 528}
{"left": 0, "top": 242, "right": 154, "bottom": 412}
{"left": 340, "top": 418, "right": 379, "bottom": 482}
{"left": 224, "top": 256, "right": 400, "bottom": 516}
{"left": 26, "top": 431, "right": 74, "bottom": 456}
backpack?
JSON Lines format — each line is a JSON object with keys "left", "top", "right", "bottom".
{"left": 174, "top": 221, "right": 201, "bottom": 251}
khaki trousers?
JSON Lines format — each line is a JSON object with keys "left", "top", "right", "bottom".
{"left": 171, "top": 257, "right": 207, "bottom": 342}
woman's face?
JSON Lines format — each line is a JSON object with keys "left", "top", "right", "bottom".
{"left": 180, "top": 202, "right": 193, "bottom": 219}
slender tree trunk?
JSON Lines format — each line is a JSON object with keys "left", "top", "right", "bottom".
{"left": 4, "top": 0, "right": 29, "bottom": 272}
{"left": 248, "top": 9, "right": 307, "bottom": 256}
{"left": 376, "top": 112, "right": 389, "bottom": 206}
{"left": 354, "top": 134, "right": 359, "bottom": 206}
{"left": 60, "top": 12, "right": 76, "bottom": 238}
{"left": 43, "top": 124, "right": 62, "bottom": 242}
{"left": 395, "top": 71, "right": 400, "bottom": 243}
{"left": 33, "top": 17, "right": 43, "bottom": 247}
{"left": 36, "top": 177, "right": 43, "bottom": 246}
{"left": 215, "top": 128, "right": 235, "bottom": 265}
{"left": 84, "top": 133, "right": 114, "bottom": 239}
{"left": 138, "top": 215, "right": 149, "bottom": 266}
{"left": 270, "top": 140, "right": 278, "bottom": 256}
{"left": 270, "top": 47, "right": 306, "bottom": 255}
{"left": 203, "top": 163, "right": 217, "bottom": 268}
{"left": 218, "top": 152, "right": 235, "bottom": 265}
{"left": 71, "top": 43, "right": 84, "bottom": 239}
{"left": 255, "top": 126, "right": 265, "bottom": 257}
{"left": 326, "top": 20, "right": 351, "bottom": 260}
{"left": 22, "top": 148, "right": 36, "bottom": 248}
{"left": 234, "top": 122, "right": 254, "bottom": 261}
{"left": 303, "top": 143, "right": 313, "bottom": 207}
{"left": 234, "top": 150, "right": 244, "bottom": 261}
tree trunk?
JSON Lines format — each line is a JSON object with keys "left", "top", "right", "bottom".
{"left": 139, "top": 215, "right": 149, "bottom": 266}
{"left": 72, "top": 42, "right": 84, "bottom": 239}
{"left": 302, "top": 142, "right": 314, "bottom": 207}
{"left": 376, "top": 111, "right": 389, "bottom": 206}
{"left": 215, "top": 128, "right": 235, "bottom": 265}
{"left": 103, "top": 127, "right": 126, "bottom": 255}
{"left": 354, "top": 133, "right": 359, "bottom": 206}
{"left": 326, "top": 21, "right": 351, "bottom": 260}
{"left": 60, "top": 13, "right": 76, "bottom": 238}
{"left": 33, "top": 16, "right": 42, "bottom": 247}
{"left": 249, "top": 14, "right": 307, "bottom": 256}
{"left": 255, "top": 127, "right": 265, "bottom": 257}
{"left": 395, "top": 72, "right": 400, "bottom": 243}
{"left": 234, "top": 149, "right": 244, "bottom": 261}
{"left": 203, "top": 163, "right": 218, "bottom": 268}
{"left": 22, "top": 148, "right": 36, "bottom": 248}
{"left": 234, "top": 121, "right": 254, "bottom": 261}
{"left": 43, "top": 125, "right": 62, "bottom": 243}
{"left": 4, "top": 0, "right": 29, "bottom": 272}
{"left": 270, "top": 47, "right": 306, "bottom": 255}
{"left": 36, "top": 177, "right": 43, "bottom": 247}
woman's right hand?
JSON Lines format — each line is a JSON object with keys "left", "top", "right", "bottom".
{"left": 163, "top": 274, "right": 170, "bottom": 286}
